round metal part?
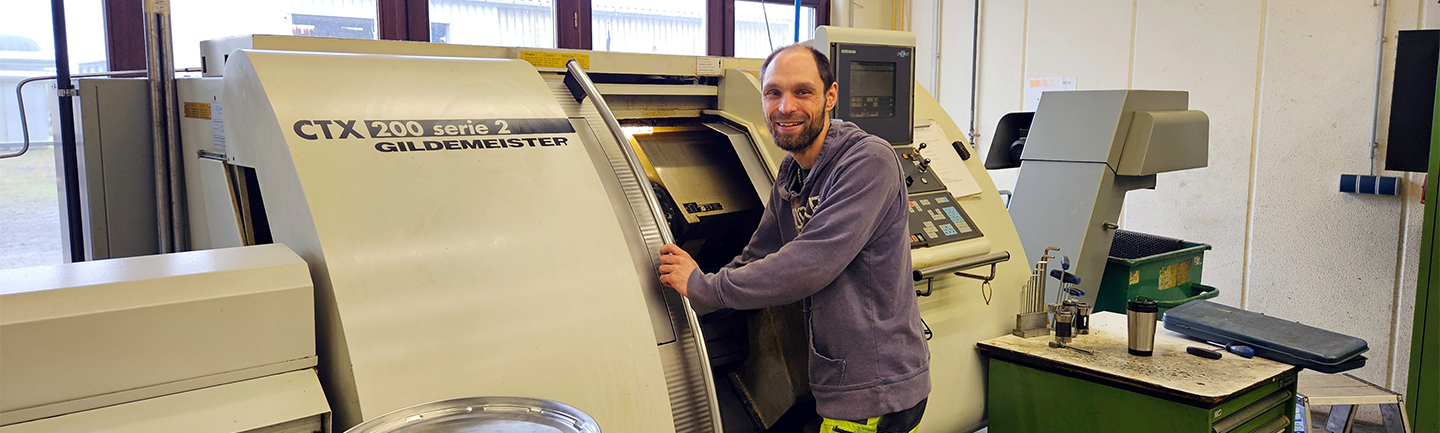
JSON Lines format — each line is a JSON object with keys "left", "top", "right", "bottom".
{"left": 1054, "top": 320, "right": 1074, "bottom": 340}
{"left": 1053, "top": 307, "right": 1075, "bottom": 339}
{"left": 345, "top": 396, "right": 601, "bottom": 433}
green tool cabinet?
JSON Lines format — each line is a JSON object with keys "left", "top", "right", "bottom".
{"left": 979, "top": 312, "right": 1300, "bottom": 433}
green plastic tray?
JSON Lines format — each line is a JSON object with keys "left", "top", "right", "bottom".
{"left": 1094, "top": 236, "right": 1218, "bottom": 315}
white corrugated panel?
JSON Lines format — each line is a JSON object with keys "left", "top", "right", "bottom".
{"left": 593, "top": 11, "right": 704, "bottom": 55}
{"left": 419, "top": 0, "right": 816, "bottom": 58}
{"left": 592, "top": 0, "right": 704, "bottom": 55}
{"left": 430, "top": 0, "right": 556, "bottom": 48}
{"left": 735, "top": 1, "right": 814, "bottom": 58}
{"left": 286, "top": 0, "right": 377, "bottom": 19}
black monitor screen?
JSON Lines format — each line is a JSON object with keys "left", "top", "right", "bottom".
{"left": 849, "top": 61, "right": 896, "bottom": 118}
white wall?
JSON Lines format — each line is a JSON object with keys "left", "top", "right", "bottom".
{"left": 886, "top": 0, "right": 1429, "bottom": 410}
{"left": 837, "top": 0, "right": 894, "bottom": 31}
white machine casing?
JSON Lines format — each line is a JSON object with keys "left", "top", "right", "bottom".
{"left": 809, "top": 27, "right": 918, "bottom": 53}
{"left": 221, "top": 50, "right": 679, "bottom": 430}
{"left": 0, "top": 244, "right": 328, "bottom": 432}
{"left": 166, "top": 33, "right": 1031, "bottom": 432}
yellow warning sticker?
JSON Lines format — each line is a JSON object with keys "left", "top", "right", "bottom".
{"left": 183, "top": 102, "right": 211, "bottom": 120}
{"left": 1158, "top": 261, "right": 1191, "bottom": 290}
{"left": 520, "top": 51, "right": 589, "bottom": 69}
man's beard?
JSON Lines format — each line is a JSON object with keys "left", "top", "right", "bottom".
{"left": 768, "top": 106, "right": 827, "bottom": 152}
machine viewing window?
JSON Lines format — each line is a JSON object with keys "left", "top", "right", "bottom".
{"left": 848, "top": 61, "right": 896, "bottom": 118}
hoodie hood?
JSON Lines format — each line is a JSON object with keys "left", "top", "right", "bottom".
{"left": 775, "top": 120, "right": 871, "bottom": 201}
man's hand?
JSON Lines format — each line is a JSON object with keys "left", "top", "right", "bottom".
{"left": 658, "top": 244, "right": 699, "bottom": 297}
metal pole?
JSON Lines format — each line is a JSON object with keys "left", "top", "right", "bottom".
{"left": 933, "top": 0, "right": 944, "bottom": 102}
{"left": 144, "top": 0, "right": 180, "bottom": 253}
{"left": 968, "top": 0, "right": 980, "bottom": 143}
{"left": 51, "top": 0, "right": 85, "bottom": 263}
{"left": 565, "top": 59, "right": 724, "bottom": 433}
{"left": 1368, "top": 0, "right": 1388, "bottom": 176}
{"left": 161, "top": 5, "right": 187, "bottom": 252}
{"left": 794, "top": 0, "right": 801, "bottom": 43}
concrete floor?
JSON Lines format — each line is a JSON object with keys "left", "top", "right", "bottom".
{"left": 970, "top": 407, "right": 1395, "bottom": 433}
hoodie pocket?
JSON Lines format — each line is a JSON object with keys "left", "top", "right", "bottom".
{"left": 806, "top": 303, "right": 846, "bottom": 386}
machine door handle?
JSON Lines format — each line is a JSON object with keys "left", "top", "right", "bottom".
{"left": 912, "top": 251, "right": 1011, "bottom": 282}
{"left": 564, "top": 59, "right": 723, "bottom": 433}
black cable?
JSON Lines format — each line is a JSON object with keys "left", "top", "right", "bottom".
{"left": 921, "top": 316, "right": 932, "bottom": 341}
{"left": 50, "top": 0, "right": 84, "bottom": 262}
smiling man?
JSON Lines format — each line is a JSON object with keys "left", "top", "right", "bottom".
{"left": 657, "top": 44, "right": 929, "bottom": 433}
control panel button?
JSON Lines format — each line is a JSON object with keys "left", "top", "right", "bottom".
{"left": 894, "top": 146, "right": 946, "bottom": 194}
{"left": 907, "top": 190, "right": 983, "bottom": 248}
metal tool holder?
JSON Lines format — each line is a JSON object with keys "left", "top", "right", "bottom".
{"left": 1045, "top": 255, "right": 1093, "bottom": 353}
{"left": 1046, "top": 300, "right": 1092, "bottom": 355}
{"left": 564, "top": 59, "right": 723, "bottom": 433}
{"left": 1013, "top": 247, "right": 1057, "bottom": 337}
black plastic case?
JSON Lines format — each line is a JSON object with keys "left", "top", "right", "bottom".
{"left": 1162, "top": 300, "right": 1369, "bottom": 373}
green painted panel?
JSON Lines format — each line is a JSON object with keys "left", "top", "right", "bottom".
{"left": 1209, "top": 380, "right": 1294, "bottom": 426}
{"left": 1226, "top": 403, "right": 1288, "bottom": 433}
{"left": 986, "top": 358, "right": 1298, "bottom": 433}
{"left": 1406, "top": 55, "right": 1440, "bottom": 433}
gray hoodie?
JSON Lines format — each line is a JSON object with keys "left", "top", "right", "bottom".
{"left": 686, "top": 120, "right": 930, "bottom": 420}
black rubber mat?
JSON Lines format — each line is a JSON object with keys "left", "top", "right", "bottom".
{"left": 1108, "top": 230, "right": 1187, "bottom": 260}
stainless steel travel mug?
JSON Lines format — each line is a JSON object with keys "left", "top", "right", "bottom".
{"left": 1127, "top": 299, "right": 1159, "bottom": 356}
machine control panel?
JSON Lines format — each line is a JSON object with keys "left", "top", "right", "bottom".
{"left": 832, "top": 43, "right": 915, "bottom": 144}
{"left": 908, "top": 190, "right": 983, "bottom": 248}
{"left": 895, "top": 146, "right": 945, "bottom": 195}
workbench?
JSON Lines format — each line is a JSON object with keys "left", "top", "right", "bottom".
{"left": 978, "top": 312, "right": 1301, "bottom": 433}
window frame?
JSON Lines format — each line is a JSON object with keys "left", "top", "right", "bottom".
{"left": 100, "top": 0, "right": 829, "bottom": 71}
{"left": 557, "top": 0, "right": 593, "bottom": 49}
{"left": 378, "top": 0, "right": 431, "bottom": 42}
{"left": 103, "top": 0, "right": 146, "bottom": 71}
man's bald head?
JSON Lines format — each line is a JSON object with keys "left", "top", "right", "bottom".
{"left": 761, "top": 45, "right": 835, "bottom": 91}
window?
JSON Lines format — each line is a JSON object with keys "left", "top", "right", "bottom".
{"left": 292, "top": 14, "right": 377, "bottom": 39}
{"left": 0, "top": 0, "right": 106, "bottom": 270}
{"left": 592, "top": 0, "right": 705, "bottom": 55}
{"left": 170, "top": 0, "right": 380, "bottom": 69}
{"left": 734, "top": 1, "right": 816, "bottom": 59}
{"left": 429, "top": 0, "right": 556, "bottom": 48}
